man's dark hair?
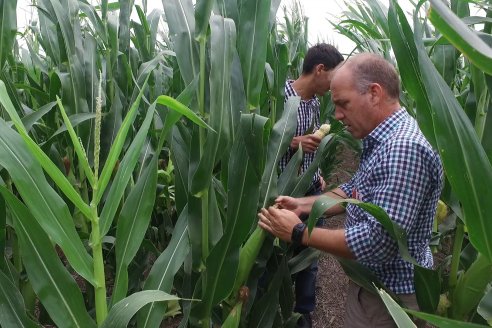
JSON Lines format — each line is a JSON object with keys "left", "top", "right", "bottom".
{"left": 302, "top": 43, "right": 344, "bottom": 74}
{"left": 350, "top": 53, "right": 400, "bottom": 100}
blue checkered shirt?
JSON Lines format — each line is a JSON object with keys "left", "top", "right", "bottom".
{"left": 340, "top": 109, "right": 443, "bottom": 294}
{"left": 279, "top": 80, "right": 321, "bottom": 192}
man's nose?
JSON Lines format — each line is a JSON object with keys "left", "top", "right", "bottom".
{"left": 334, "top": 107, "right": 343, "bottom": 120}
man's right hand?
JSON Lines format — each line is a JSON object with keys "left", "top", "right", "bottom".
{"left": 275, "top": 196, "right": 304, "bottom": 216}
{"left": 291, "top": 134, "right": 321, "bottom": 153}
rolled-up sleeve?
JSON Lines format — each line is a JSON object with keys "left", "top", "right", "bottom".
{"left": 345, "top": 140, "right": 432, "bottom": 264}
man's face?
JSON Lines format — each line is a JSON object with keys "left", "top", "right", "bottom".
{"left": 314, "top": 65, "right": 335, "bottom": 96}
{"left": 330, "top": 68, "right": 375, "bottom": 139}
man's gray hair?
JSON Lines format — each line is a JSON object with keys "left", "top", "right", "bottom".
{"left": 348, "top": 53, "right": 400, "bottom": 100}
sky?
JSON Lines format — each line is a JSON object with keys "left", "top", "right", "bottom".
{"left": 15, "top": 0, "right": 416, "bottom": 54}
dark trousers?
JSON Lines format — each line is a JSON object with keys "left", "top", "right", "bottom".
{"left": 294, "top": 188, "right": 322, "bottom": 314}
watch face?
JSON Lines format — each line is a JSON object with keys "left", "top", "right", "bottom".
{"left": 292, "top": 223, "right": 307, "bottom": 245}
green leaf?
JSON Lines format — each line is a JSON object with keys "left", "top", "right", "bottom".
{"left": 478, "top": 285, "right": 492, "bottom": 324}
{"left": 0, "top": 0, "right": 17, "bottom": 68}
{"left": 0, "top": 121, "right": 94, "bottom": 284}
{"left": 237, "top": 0, "right": 272, "bottom": 109}
{"left": 406, "top": 309, "right": 490, "bottom": 327}
{"left": 55, "top": 97, "right": 96, "bottom": 188}
{"left": 414, "top": 266, "right": 440, "bottom": 313}
{"left": 429, "top": 0, "right": 492, "bottom": 76}
{"left": 156, "top": 95, "right": 211, "bottom": 130}
{"left": 111, "top": 155, "right": 158, "bottom": 305}
{"left": 162, "top": 0, "right": 199, "bottom": 85}
{"left": 99, "top": 100, "right": 155, "bottom": 237}
{"left": 277, "top": 146, "right": 303, "bottom": 195}
{"left": 138, "top": 209, "right": 190, "bottom": 328}
{"left": 338, "top": 258, "right": 383, "bottom": 295}
{"left": 96, "top": 77, "right": 148, "bottom": 204}
{"left": 239, "top": 113, "right": 269, "bottom": 179}
{"left": 451, "top": 254, "right": 492, "bottom": 320}
{"left": 194, "top": 127, "right": 261, "bottom": 320}
{"left": 260, "top": 96, "right": 299, "bottom": 207}
{"left": 102, "top": 291, "right": 180, "bottom": 328}
{"left": 195, "top": 0, "right": 214, "bottom": 40}
{"left": 191, "top": 15, "right": 236, "bottom": 196}
{"left": 0, "top": 187, "right": 96, "bottom": 328}
{"left": 377, "top": 287, "right": 417, "bottom": 328}
{"left": 21, "top": 101, "right": 57, "bottom": 132}
{"left": 0, "top": 270, "right": 39, "bottom": 328}
{"left": 0, "top": 81, "right": 92, "bottom": 219}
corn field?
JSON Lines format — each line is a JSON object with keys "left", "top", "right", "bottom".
{"left": 0, "top": 0, "right": 491, "bottom": 327}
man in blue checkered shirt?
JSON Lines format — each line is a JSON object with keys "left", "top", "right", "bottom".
{"left": 259, "top": 53, "right": 443, "bottom": 327}
{"left": 279, "top": 43, "right": 343, "bottom": 328}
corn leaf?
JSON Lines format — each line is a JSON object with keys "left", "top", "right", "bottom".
{"left": 378, "top": 288, "right": 417, "bottom": 328}
{"left": 162, "top": 0, "right": 199, "bottom": 85}
{"left": 195, "top": 126, "right": 261, "bottom": 319}
{"left": 277, "top": 146, "right": 303, "bottom": 195}
{"left": 0, "top": 270, "right": 39, "bottom": 328}
{"left": 138, "top": 211, "right": 190, "bottom": 328}
{"left": 0, "top": 81, "right": 92, "bottom": 219}
{"left": 0, "top": 120, "right": 94, "bottom": 283}
{"left": 56, "top": 97, "right": 96, "bottom": 187}
{"left": 99, "top": 100, "right": 155, "bottom": 237}
{"left": 111, "top": 154, "right": 158, "bottom": 305}
{"left": 237, "top": 0, "right": 272, "bottom": 110}
{"left": 478, "top": 285, "right": 492, "bottom": 324}
{"left": 239, "top": 113, "right": 269, "bottom": 179}
{"left": 0, "top": 187, "right": 96, "bottom": 328}
{"left": 195, "top": 0, "right": 214, "bottom": 40}
{"left": 429, "top": 0, "right": 492, "bottom": 76}
{"left": 406, "top": 310, "right": 489, "bottom": 328}
{"left": 96, "top": 77, "right": 148, "bottom": 204}
{"left": 0, "top": 0, "right": 17, "bottom": 68}
{"left": 156, "top": 95, "right": 210, "bottom": 130}
{"left": 102, "top": 291, "right": 180, "bottom": 328}
{"left": 191, "top": 15, "right": 236, "bottom": 196}
{"left": 451, "top": 254, "right": 492, "bottom": 320}
{"left": 414, "top": 266, "right": 440, "bottom": 314}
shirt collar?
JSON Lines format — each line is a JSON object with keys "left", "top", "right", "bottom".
{"left": 286, "top": 80, "right": 319, "bottom": 105}
{"left": 363, "top": 109, "right": 408, "bottom": 147}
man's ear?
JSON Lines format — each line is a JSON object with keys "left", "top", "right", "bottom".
{"left": 315, "top": 63, "right": 325, "bottom": 74}
{"left": 369, "top": 83, "right": 383, "bottom": 104}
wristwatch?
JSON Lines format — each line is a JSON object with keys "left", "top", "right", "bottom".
{"left": 291, "top": 222, "right": 307, "bottom": 247}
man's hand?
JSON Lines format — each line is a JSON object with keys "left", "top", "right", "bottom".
{"left": 258, "top": 206, "right": 302, "bottom": 242}
{"left": 291, "top": 134, "right": 322, "bottom": 153}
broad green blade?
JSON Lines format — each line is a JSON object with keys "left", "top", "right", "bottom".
{"left": 194, "top": 127, "right": 261, "bottom": 320}
{"left": 277, "top": 147, "right": 303, "bottom": 195}
{"left": 0, "top": 187, "right": 96, "bottom": 328}
{"left": 451, "top": 254, "right": 492, "bottom": 320}
{"left": 102, "top": 291, "right": 180, "bottom": 328}
{"left": 429, "top": 0, "right": 492, "bottom": 76}
{"left": 0, "top": 0, "right": 17, "bottom": 68}
{"left": 387, "top": 1, "right": 436, "bottom": 148}
{"left": 406, "top": 309, "right": 490, "bottom": 327}
{"left": 222, "top": 301, "right": 242, "bottom": 328}
{"left": 378, "top": 288, "right": 417, "bottom": 328}
{"left": 21, "top": 101, "right": 57, "bottom": 132}
{"left": 0, "top": 81, "right": 92, "bottom": 219}
{"left": 96, "top": 77, "right": 148, "bottom": 204}
{"left": 99, "top": 101, "right": 155, "bottom": 237}
{"left": 162, "top": 0, "right": 199, "bottom": 85}
{"left": 338, "top": 258, "right": 383, "bottom": 295}
{"left": 156, "top": 95, "right": 210, "bottom": 130}
{"left": 0, "top": 120, "right": 94, "bottom": 284}
{"left": 414, "top": 266, "right": 440, "bottom": 313}
{"left": 50, "top": 112, "right": 98, "bottom": 140}
{"left": 237, "top": 0, "right": 272, "bottom": 110}
{"left": 138, "top": 211, "right": 190, "bottom": 328}
{"left": 478, "top": 285, "right": 492, "bottom": 324}
{"left": 195, "top": 0, "right": 214, "bottom": 40}
{"left": 191, "top": 15, "right": 236, "bottom": 196}
{"left": 0, "top": 270, "right": 39, "bottom": 328}
{"left": 239, "top": 113, "right": 269, "bottom": 179}
{"left": 248, "top": 258, "right": 288, "bottom": 328}
{"left": 260, "top": 96, "right": 299, "bottom": 207}
{"left": 112, "top": 155, "right": 158, "bottom": 304}
{"left": 55, "top": 97, "right": 95, "bottom": 187}
{"left": 290, "top": 135, "right": 334, "bottom": 197}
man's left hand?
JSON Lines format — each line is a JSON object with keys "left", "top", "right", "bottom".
{"left": 258, "top": 206, "right": 302, "bottom": 242}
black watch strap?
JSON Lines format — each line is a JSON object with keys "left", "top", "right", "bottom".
{"left": 291, "top": 222, "right": 307, "bottom": 247}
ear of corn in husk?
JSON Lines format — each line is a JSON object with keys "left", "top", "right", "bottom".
{"left": 313, "top": 123, "right": 331, "bottom": 138}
